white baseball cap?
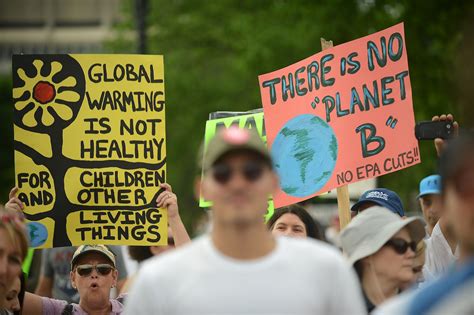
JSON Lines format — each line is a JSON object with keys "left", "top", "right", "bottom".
{"left": 340, "top": 206, "right": 425, "bottom": 265}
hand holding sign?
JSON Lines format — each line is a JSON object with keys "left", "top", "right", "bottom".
{"left": 156, "top": 183, "right": 179, "bottom": 219}
{"left": 5, "top": 187, "right": 25, "bottom": 212}
{"left": 155, "top": 183, "right": 191, "bottom": 247}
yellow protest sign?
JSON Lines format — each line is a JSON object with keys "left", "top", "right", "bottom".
{"left": 12, "top": 54, "right": 167, "bottom": 248}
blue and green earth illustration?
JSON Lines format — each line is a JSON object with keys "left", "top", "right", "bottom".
{"left": 27, "top": 222, "right": 48, "bottom": 247}
{"left": 271, "top": 114, "right": 338, "bottom": 197}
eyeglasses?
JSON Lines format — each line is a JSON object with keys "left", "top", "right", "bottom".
{"left": 75, "top": 264, "right": 114, "bottom": 277}
{"left": 384, "top": 238, "right": 417, "bottom": 255}
{"left": 211, "top": 161, "right": 266, "bottom": 184}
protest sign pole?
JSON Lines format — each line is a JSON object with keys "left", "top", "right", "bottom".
{"left": 320, "top": 38, "right": 351, "bottom": 230}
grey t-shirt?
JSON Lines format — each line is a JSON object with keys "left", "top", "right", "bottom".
{"left": 40, "top": 246, "right": 127, "bottom": 303}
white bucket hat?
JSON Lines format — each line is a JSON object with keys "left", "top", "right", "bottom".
{"left": 340, "top": 206, "right": 425, "bottom": 265}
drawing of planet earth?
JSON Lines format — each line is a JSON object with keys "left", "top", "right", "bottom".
{"left": 271, "top": 114, "right": 338, "bottom": 197}
{"left": 27, "top": 222, "right": 48, "bottom": 247}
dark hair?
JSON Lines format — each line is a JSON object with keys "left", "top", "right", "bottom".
{"left": 267, "top": 205, "right": 324, "bottom": 240}
{"left": 128, "top": 246, "right": 153, "bottom": 263}
{"left": 438, "top": 130, "right": 474, "bottom": 194}
{"left": 353, "top": 260, "right": 364, "bottom": 280}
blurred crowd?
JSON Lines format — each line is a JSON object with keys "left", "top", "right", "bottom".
{"left": 1, "top": 114, "right": 473, "bottom": 314}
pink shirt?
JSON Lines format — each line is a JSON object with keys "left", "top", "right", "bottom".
{"left": 41, "top": 294, "right": 126, "bottom": 315}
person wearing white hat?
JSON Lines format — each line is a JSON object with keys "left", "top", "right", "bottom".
{"left": 341, "top": 207, "right": 425, "bottom": 313}
{"left": 22, "top": 245, "right": 125, "bottom": 315}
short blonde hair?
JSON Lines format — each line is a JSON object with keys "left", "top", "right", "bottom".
{"left": 0, "top": 211, "right": 29, "bottom": 260}
{"left": 415, "top": 240, "right": 426, "bottom": 259}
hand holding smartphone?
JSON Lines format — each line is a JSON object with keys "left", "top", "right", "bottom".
{"left": 415, "top": 121, "right": 454, "bottom": 140}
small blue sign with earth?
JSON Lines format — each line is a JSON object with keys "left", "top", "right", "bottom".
{"left": 271, "top": 114, "right": 338, "bottom": 197}
{"left": 26, "top": 222, "right": 48, "bottom": 247}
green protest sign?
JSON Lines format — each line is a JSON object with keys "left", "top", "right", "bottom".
{"left": 199, "top": 111, "right": 274, "bottom": 221}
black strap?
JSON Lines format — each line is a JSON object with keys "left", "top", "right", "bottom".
{"left": 61, "top": 304, "right": 74, "bottom": 315}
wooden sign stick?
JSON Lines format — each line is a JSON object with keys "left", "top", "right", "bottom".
{"left": 321, "top": 38, "right": 352, "bottom": 230}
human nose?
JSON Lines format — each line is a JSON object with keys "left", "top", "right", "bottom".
{"left": 281, "top": 229, "right": 294, "bottom": 237}
{"left": 12, "top": 297, "right": 20, "bottom": 311}
{"left": 0, "top": 256, "right": 7, "bottom": 277}
{"left": 90, "top": 268, "right": 99, "bottom": 278}
{"left": 405, "top": 247, "right": 415, "bottom": 258}
{"left": 227, "top": 168, "right": 248, "bottom": 187}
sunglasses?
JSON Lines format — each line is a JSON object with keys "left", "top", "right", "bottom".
{"left": 212, "top": 161, "right": 266, "bottom": 184}
{"left": 384, "top": 238, "right": 417, "bottom": 255}
{"left": 75, "top": 264, "right": 114, "bottom": 277}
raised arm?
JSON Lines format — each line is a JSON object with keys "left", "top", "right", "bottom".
{"left": 432, "top": 113, "right": 459, "bottom": 253}
{"left": 155, "top": 183, "right": 191, "bottom": 246}
{"left": 22, "top": 292, "right": 44, "bottom": 315}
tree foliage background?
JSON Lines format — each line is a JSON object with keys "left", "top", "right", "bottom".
{"left": 1, "top": 0, "right": 473, "bottom": 234}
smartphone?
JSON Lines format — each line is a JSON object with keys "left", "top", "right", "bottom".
{"left": 415, "top": 121, "right": 453, "bottom": 140}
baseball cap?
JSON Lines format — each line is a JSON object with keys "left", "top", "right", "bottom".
{"left": 70, "top": 245, "right": 116, "bottom": 269}
{"left": 417, "top": 174, "right": 441, "bottom": 198}
{"left": 351, "top": 188, "right": 405, "bottom": 217}
{"left": 341, "top": 206, "right": 425, "bottom": 265}
{"left": 200, "top": 126, "right": 271, "bottom": 172}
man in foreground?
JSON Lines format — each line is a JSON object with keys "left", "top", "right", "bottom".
{"left": 125, "top": 127, "right": 365, "bottom": 314}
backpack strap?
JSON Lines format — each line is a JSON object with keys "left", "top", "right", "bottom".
{"left": 117, "top": 296, "right": 125, "bottom": 304}
{"left": 61, "top": 304, "right": 74, "bottom": 315}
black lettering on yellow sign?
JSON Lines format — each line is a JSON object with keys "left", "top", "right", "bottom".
{"left": 80, "top": 138, "right": 164, "bottom": 159}
{"left": 13, "top": 54, "right": 166, "bottom": 248}
{"left": 76, "top": 209, "right": 162, "bottom": 242}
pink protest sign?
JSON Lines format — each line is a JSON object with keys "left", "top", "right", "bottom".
{"left": 259, "top": 23, "right": 419, "bottom": 208}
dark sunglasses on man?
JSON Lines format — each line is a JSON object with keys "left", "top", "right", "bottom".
{"left": 211, "top": 160, "right": 266, "bottom": 185}
{"left": 75, "top": 264, "right": 115, "bottom": 277}
{"left": 384, "top": 238, "right": 417, "bottom": 255}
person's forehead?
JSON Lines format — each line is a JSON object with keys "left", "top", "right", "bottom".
{"left": 421, "top": 194, "right": 441, "bottom": 200}
{"left": 357, "top": 201, "right": 378, "bottom": 212}
{"left": 214, "top": 150, "right": 267, "bottom": 165}
{"left": 0, "top": 228, "right": 20, "bottom": 254}
{"left": 275, "top": 213, "right": 305, "bottom": 226}
{"left": 392, "top": 227, "right": 410, "bottom": 239}
{"left": 75, "top": 251, "right": 110, "bottom": 265}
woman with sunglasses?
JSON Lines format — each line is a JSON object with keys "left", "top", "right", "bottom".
{"left": 22, "top": 245, "right": 125, "bottom": 315}
{"left": 340, "top": 206, "right": 425, "bottom": 314}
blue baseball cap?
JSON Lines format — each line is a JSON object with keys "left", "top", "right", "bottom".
{"left": 417, "top": 174, "right": 441, "bottom": 199}
{"left": 351, "top": 188, "right": 405, "bottom": 217}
